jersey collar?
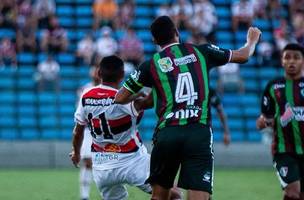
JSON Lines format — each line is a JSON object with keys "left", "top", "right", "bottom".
{"left": 160, "top": 42, "right": 180, "bottom": 51}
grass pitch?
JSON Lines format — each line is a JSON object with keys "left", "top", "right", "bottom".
{"left": 0, "top": 168, "right": 281, "bottom": 200}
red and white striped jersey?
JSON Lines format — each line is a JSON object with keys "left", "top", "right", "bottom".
{"left": 75, "top": 84, "right": 143, "bottom": 154}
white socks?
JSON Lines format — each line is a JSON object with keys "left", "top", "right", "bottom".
{"left": 80, "top": 167, "right": 92, "bottom": 200}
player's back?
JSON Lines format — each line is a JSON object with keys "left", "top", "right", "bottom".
{"left": 75, "top": 84, "right": 142, "bottom": 151}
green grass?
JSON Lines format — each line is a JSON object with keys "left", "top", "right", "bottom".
{"left": 0, "top": 168, "right": 281, "bottom": 200}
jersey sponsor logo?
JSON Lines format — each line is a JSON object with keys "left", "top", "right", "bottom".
{"left": 158, "top": 57, "right": 174, "bottom": 72}
{"left": 93, "top": 153, "right": 119, "bottom": 164}
{"left": 84, "top": 97, "right": 114, "bottom": 106}
{"left": 130, "top": 70, "right": 141, "bottom": 81}
{"left": 274, "top": 84, "right": 285, "bottom": 90}
{"left": 173, "top": 54, "right": 197, "bottom": 66}
{"left": 104, "top": 144, "right": 121, "bottom": 153}
{"left": 165, "top": 108, "right": 200, "bottom": 119}
{"left": 299, "top": 82, "right": 304, "bottom": 87}
{"left": 279, "top": 166, "right": 288, "bottom": 177}
{"left": 301, "top": 89, "right": 304, "bottom": 97}
{"left": 202, "top": 171, "right": 211, "bottom": 183}
{"left": 280, "top": 103, "right": 304, "bottom": 126}
{"left": 263, "top": 96, "right": 268, "bottom": 106}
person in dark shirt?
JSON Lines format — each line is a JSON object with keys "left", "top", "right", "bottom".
{"left": 115, "top": 15, "right": 261, "bottom": 200}
{"left": 257, "top": 43, "right": 304, "bottom": 200}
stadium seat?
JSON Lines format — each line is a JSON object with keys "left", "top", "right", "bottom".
{"left": 137, "top": 30, "right": 151, "bottom": 41}
{"left": 60, "top": 128, "right": 72, "bottom": 139}
{"left": 0, "top": 92, "right": 15, "bottom": 104}
{"left": 59, "top": 106, "right": 75, "bottom": 116}
{"left": 216, "top": 7, "right": 230, "bottom": 18}
{"left": 20, "top": 129, "right": 39, "bottom": 140}
{"left": 18, "top": 66, "right": 35, "bottom": 76}
{"left": 38, "top": 92, "right": 58, "bottom": 104}
{"left": 18, "top": 117, "right": 37, "bottom": 128}
{"left": 76, "top": 18, "right": 93, "bottom": 28}
{"left": 17, "top": 77, "right": 35, "bottom": 90}
{"left": 216, "top": 31, "right": 233, "bottom": 42}
{"left": 0, "top": 105, "right": 15, "bottom": 115}
{"left": 17, "top": 53, "right": 36, "bottom": 65}
{"left": 59, "top": 92, "right": 76, "bottom": 104}
{"left": 58, "top": 17, "right": 75, "bottom": 28}
{"left": 18, "top": 91, "right": 36, "bottom": 103}
{"left": 41, "top": 129, "right": 60, "bottom": 139}
{"left": 133, "top": 18, "right": 152, "bottom": 29}
{"left": 0, "top": 129, "right": 18, "bottom": 140}
{"left": 18, "top": 105, "right": 36, "bottom": 115}
{"left": 76, "top": 6, "right": 92, "bottom": 16}
{"left": 0, "top": 77, "right": 15, "bottom": 89}
{"left": 0, "top": 115, "right": 15, "bottom": 127}
{"left": 218, "top": 19, "right": 231, "bottom": 30}
{"left": 0, "top": 28, "right": 15, "bottom": 38}
{"left": 248, "top": 131, "right": 262, "bottom": 141}
{"left": 231, "top": 131, "right": 245, "bottom": 141}
{"left": 57, "top": 6, "right": 74, "bottom": 16}
{"left": 57, "top": 53, "right": 75, "bottom": 65}
{"left": 135, "top": 6, "right": 154, "bottom": 17}
{"left": 244, "top": 107, "right": 260, "bottom": 117}
{"left": 38, "top": 105, "right": 57, "bottom": 115}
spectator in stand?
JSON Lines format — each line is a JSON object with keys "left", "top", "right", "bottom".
{"left": 292, "top": 11, "right": 304, "bottom": 46}
{"left": 156, "top": 3, "right": 172, "bottom": 17}
{"left": 251, "top": 0, "right": 268, "bottom": 19}
{"left": 119, "top": 27, "right": 144, "bottom": 67}
{"left": 16, "top": 17, "right": 37, "bottom": 52}
{"left": 171, "top": 0, "right": 193, "bottom": 30}
{"left": 256, "top": 40, "right": 274, "bottom": 66}
{"left": 187, "top": 31, "right": 207, "bottom": 44}
{"left": 115, "top": 0, "right": 134, "bottom": 30}
{"left": 231, "top": 0, "right": 254, "bottom": 32}
{"left": 41, "top": 16, "right": 68, "bottom": 53}
{"left": 95, "top": 26, "right": 118, "bottom": 58}
{"left": 76, "top": 33, "right": 95, "bottom": 65}
{"left": 93, "top": 0, "right": 118, "bottom": 30}
{"left": 289, "top": 0, "right": 304, "bottom": 16}
{"left": 0, "top": 0, "right": 17, "bottom": 28}
{"left": 189, "top": 0, "right": 217, "bottom": 43}
{"left": 267, "top": 0, "right": 285, "bottom": 19}
{"left": 0, "top": 37, "right": 17, "bottom": 69}
{"left": 36, "top": 54, "right": 60, "bottom": 92}
{"left": 217, "top": 63, "right": 244, "bottom": 94}
{"left": 16, "top": 0, "right": 37, "bottom": 52}
{"left": 33, "top": 0, "right": 56, "bottom": 29}
{"left": 273, "top": 19, "right": 296, "bottom": 51}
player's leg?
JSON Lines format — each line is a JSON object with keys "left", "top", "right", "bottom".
{"left": 80, "top": 158, "right": 92, "bottom": 200}
{"left": 299, "top": 155, "right": 304, "bottom": 200}
{"left": 273, "top": 153, "right": 301, "bottom": 200}
{"left": 178, "top": 124, "right": 213, "bottom": 200}
{"left": 146, "top": 127, "right": 183, "bottom": 200}
{"left": 92, "top": 168, "right": 128, "bottom": 200}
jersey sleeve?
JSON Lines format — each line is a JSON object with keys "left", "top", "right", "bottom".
{"left": 261, "top": 81, "right": 275, "bottom": 118}
{"left": 209, "top": 88, "right": 221, "bottom": 108}
{"left": 115, "top": 101, "right": 140, "bottom": 117}
{"left": 196, "top": 43, "right": 231, "bottom": 69}
{"left": 74, "top": 95, "right": 87, "bottom": 125}
{"left": 123, "top": 61, "right": 152, "bottom": 94}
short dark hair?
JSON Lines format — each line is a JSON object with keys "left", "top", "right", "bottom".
{"left": 282, "top": 43, "right": 304, "bottom": 56}
{"left": 98, "top": 55, "right": 124, "bottom": 83}
{"left": 150, "top": 15, "right": 176, "bottom": 46}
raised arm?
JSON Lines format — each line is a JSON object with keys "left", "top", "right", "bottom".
{"left": 230, "top": 27, "right": 262, "bottom": 63}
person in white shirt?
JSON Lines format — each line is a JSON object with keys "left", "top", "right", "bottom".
{"left": 36, "top": 54, "right": 60, "bottom": 92}
{"left": 76, "top": 65, "right": 101, "bottom": 200}
{"left": 70, "top": 55, "right": 181, "bottom": 200}
{"left": 95, "top": 26, "right": 118, "bottom": 58}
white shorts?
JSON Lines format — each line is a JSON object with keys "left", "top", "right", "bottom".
{"left": 80, "top": 128, "right": 92, "bottom": 159}
{"left": 92, "top": 151, "right": 151, "bottom": 200}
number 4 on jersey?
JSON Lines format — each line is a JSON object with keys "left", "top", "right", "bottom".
{"left": 175, "top": 72, "right": 198, "bottom": 105}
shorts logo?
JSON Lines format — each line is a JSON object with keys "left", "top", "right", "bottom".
{"left": 279, "top": 166, "right": 288, "bottom": 177}
{"left": 202, "top": 171, "right": 211, "bottom": 183}
{"left": 104, "top": 144, "right": 121, "bottom": 153}
{"left": 158, "top": 57, "right": 174, "bottom": 73}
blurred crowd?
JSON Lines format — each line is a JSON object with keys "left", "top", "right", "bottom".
{"left": 0, "top": 0, "right": 303, "bottom": 92}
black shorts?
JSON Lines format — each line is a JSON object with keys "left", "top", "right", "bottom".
{"left": 273, "top": 153, "right": 304, "bottom": 192}
{"left": 146, "top": 123, "right": 214, "bottom": 194}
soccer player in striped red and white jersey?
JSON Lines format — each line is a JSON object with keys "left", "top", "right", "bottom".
{"left": 70, "top": 55, "right": 181, "bottom": 200}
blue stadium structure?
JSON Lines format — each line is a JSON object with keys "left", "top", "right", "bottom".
{"left": 0, "top": 0, "right": 288, "bottom": 142}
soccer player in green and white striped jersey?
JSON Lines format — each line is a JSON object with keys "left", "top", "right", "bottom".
{"left": 257, "top": 43, "right": 304, "bottom": 200}
{"left": 116, "top": 15, "right": 261, "bottom": 200}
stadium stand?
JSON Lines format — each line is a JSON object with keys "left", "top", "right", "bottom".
{"left": 0, "top": 0, "right": 293, "bottom": 142}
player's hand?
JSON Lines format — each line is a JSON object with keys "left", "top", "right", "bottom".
{"left": 256, "top": 115, "right": 274, "bottom": 130}
{"left": 247, "top": 27, "right": 261, "bottom": 44}
{"left": 223, "top": 132, "right": 230, "bottom": 146}
{"left": 69, "top": 150, "right": 80, "bottom": 168}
